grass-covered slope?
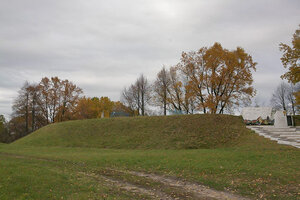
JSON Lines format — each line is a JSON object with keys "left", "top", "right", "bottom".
{"left": 13, "top": 114, "right": 250, "bottom": 149}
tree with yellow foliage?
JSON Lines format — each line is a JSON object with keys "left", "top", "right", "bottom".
{"left": 74, "top": 96, "right": 126, "bottom": 119}
{"left": 279, "top": 25, "right": 300, "bottom": 105}
{"left": 179, "top": 43, "right": 257, "bottom": 114}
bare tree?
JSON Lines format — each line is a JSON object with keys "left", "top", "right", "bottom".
{"left": 153, "top": 66, "right": 171, "bottom": 115}
{"left": 121, "top": 85, "right": 138, "bottom": 115}
{"left": 271, "top": 82, "right": 298, "bottom": 114}
{"left": 286, "top": 83, "right": 299, "bottom": 115}
{"left": 136, "top": 74, "right": 151, "bottom": 116}
{"left": 12, "top": 82, "right": 40, "bottom": 135}
{"left": 271, "top": 82, "right": 288, "bottom": 111}
{"left": 121, "top": 74, "right": 151, "bottom": 116}
{"left": 12, "top": 82, "right": 31, "bottom": 135}
{"left": 27, "top": 84, "right": 39, "bottom": 131}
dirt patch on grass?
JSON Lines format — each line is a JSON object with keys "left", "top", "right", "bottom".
{"left": 81, "top": 172, "right": 175, "bottom": 200}
{"left": 113, "top": 169, "right": 250, "bottom": 200}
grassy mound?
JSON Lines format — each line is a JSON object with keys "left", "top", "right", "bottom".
{"left": 12, "top": 114, "right": 250, "bottom": 149}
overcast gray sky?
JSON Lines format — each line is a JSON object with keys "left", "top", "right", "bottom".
{"left": 0, "top": 0, "right": 299, "bottom": 118}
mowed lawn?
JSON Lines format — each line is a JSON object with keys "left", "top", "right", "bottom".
{"left": 0, "top": 133, "right": 299, "bottom": 200}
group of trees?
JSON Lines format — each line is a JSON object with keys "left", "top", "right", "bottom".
{"left": 122, "top": 43, "right": 257, "bottom": 115}
{"left": 1, "top": 26, "right": 299, "bottom": 142}
{"left": 121, "top": 74, "right": 151, "bottom": 116}
{"left": 1, "top": 76, "right": 132, "bottom": 143}
{"left": 6, "top": 77, "right": 82, "bottom": 140}
{"left": 74, "top": 96, "right": 132, "bottom": 119}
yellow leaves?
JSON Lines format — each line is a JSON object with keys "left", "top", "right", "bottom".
{"left": 294, "top": 90, "right": 300, "bottom": 105}
{"left": 180, "top": 42, "right": 256, "bottom": 113}
{"left": 279, "top": 25, "right": 300, "bottom": 84}
{"left": 74, "top": 96, "right": 116, "bottom": 119}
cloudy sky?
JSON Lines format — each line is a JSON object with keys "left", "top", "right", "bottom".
{"left": 0, "top": 0, "right": 299, "bottom": 118}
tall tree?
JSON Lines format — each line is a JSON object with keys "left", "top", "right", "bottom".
{"left": 121, "top": 74, "right": 151, "bottom": 116}
{"left": 27, "top": 84, "right": 39, "bottom": 131}
{"left": 121, "top": 85, "right": 139, "bottom": 115}
{"left": 57, "top": 79, "right": 82, "bottom": 122}
{"left": 73, "top": 97, "right": 96, "bottom": 119}
{"left": 272, "top": 82, "right": 299, "bottom": 115}
{"left": 137, "top": 74, "right": 150, "bottom": 116}
{"left": 49, "top": 77, "right": 62, "bottom": 123}
{"left": 286, "top": 83, "right": 299, "bottom": 115}
{"left": 166, "top": 66, "right": 185, "bottom": 113}
{"left": 12, "top": 82, "right": 31, "bottom": 135}
{"left": 153, "top": 66, "right": 171, "bottom": 115}
{"left": 179, "top": 43, "right": 256, "bottom": 114}
{"left": 271, "top": 82, "right": 289, "bottom": 111}
{"left": 37, "top": 77, "right": 51, "bottom": 124}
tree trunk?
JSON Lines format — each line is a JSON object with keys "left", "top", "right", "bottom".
{"left": 25, "top": 93, "right": 29, "bottom": 135}
{"left": 32, "top": 94, "right": 35, "bottom": 132}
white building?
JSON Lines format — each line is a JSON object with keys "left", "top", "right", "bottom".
{"left": 241, "top": 107, "right": 274, "bottom": 120}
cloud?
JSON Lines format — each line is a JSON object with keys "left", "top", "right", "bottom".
{"left": 0, "top": 0, "right": 299, "bottom": 117}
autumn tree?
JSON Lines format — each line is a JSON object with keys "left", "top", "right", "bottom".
{"left": 48, "top": 77, "right": 62, "bottom": 123}
{"left": 167, "top": 66, "right": 184, "bottom": 113}
{"left": 73, "top": 96, "right": 121, "bottom": 119}
{"left": 279, "top": 25, "right": 300, "bottom": 105}
{"left": 73, "top": 97, "right": 98, "bottom": 119}
{"left": 279, "top": 25, "right": 300, "bottom": 84}
{"left": 37, "top": 77, "right": 51, "bottom": 124}
{"left": 179, "top": 43, "right": 256, "bottom": 114}
{"left": 153, "top": 66, "right": 171, "bottom": 115}
{"left": 99, "top": 97, "right": 114, "bottom": 117}
{"left": 10, "top": 77, "right": 82, "bottom": 140}
{"left": 179, "top": 48, "right": 207, "bottom": 113}
{"left": 56, "top": 79, "right": 82, "bottom": 121}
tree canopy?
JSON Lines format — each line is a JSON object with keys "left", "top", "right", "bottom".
{"left": 279, "top": 25, "right": 300, "bottom": 105}
{"left": 179, "top": 43, "right": 256, "bottom": 114}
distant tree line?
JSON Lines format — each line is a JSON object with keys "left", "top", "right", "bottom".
{"left": 122, "top": 43, "right": 257, "bottom": 115}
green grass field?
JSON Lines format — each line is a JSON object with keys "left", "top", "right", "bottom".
{"left": 0, "top": 114, "right": 299, "bottom": 199}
